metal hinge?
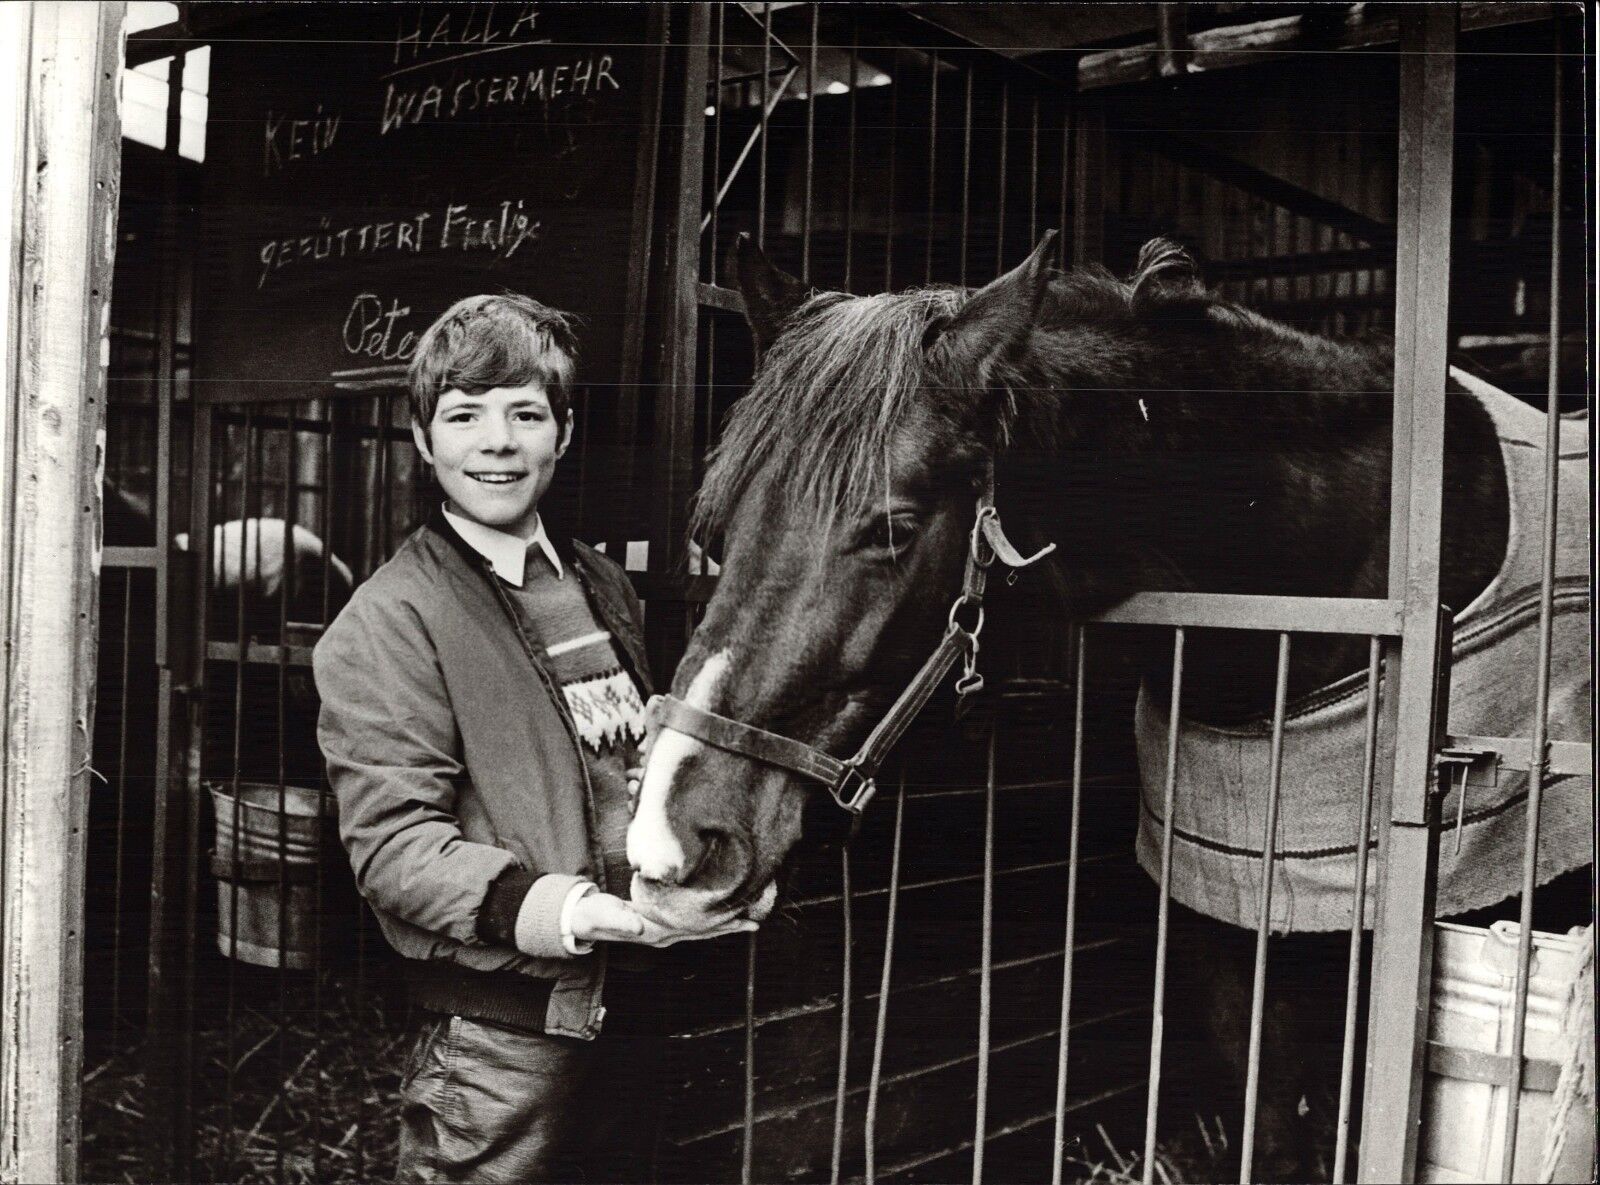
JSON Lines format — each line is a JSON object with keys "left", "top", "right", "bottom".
{"left": 1433, "top": 744, "right": 1502, "bottom": 853}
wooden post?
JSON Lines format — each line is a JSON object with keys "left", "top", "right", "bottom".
{"left": 1359, "top": 7, "right": 1458, "bottom": 1182}
{"left": 646, "top": 2, "right": 711, "bottom": 682}
{"left": 0, "top": 4, "right": 125, "bottom": 1183}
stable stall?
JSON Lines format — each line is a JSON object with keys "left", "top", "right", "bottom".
{"left": 1, "top": 3, "right": 1588, "bottom": 1183}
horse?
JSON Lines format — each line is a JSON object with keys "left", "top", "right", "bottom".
{"left": 623, "top": 232, "right": 1593, "bottom": 1178}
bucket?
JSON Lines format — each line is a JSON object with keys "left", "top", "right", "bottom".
{"left": 209, "top": 781, "right": 338, "bottom": 970}
{"left": 1419, "top": 920, "right": 1595, "bottom": 1183}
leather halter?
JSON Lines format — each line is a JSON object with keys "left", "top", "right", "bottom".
{"left": 644, "top": 476, "right": 1055, "bottom": 822}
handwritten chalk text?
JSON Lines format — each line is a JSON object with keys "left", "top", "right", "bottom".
{"left": 342, "top": 293, "right": 418, "bottom": 362}
{"left": 380, "top": 54, "right": 619, "bottom": 135}
{"left": 263, "top": 105, "right": 341, "bottom": 177}
{"left": 392, "top": 4, "right": 542, "bottom": 68}
{"left": 257, "top": 199, "right": 541, "bottom": 289}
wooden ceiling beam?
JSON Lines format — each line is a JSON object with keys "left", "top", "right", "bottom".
{"left": 1078, "top": 2, "right": 1555, "bottom": 91}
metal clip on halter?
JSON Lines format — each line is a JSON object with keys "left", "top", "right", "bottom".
{"left": 831, "top": 763, "right": 877, "bottom": 814}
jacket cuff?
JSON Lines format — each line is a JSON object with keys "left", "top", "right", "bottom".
{"left": 514, "top": 873, "right": 593, "bottom": 960}
{"left": 558, "top": 881, "right": 599, "bottom": 955}
{"left": 476, "top": 868, "right": 538, "bottom": 947}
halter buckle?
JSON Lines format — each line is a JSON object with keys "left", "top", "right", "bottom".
{"left": 830, "top": 764, "right": 878, "bottom": 815}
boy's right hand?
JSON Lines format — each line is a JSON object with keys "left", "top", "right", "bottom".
{"left": 568, "top": 891, "right": 757, "bottom": 948}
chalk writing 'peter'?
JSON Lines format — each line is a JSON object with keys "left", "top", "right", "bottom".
{"left": 381, "top": 55, "right": 619, "bottom": 135}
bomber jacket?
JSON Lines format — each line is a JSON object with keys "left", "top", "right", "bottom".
{"left": 313, "top": 506, "right": 650, "bottom": 1040}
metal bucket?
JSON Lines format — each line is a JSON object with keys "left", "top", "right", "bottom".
{"left": 209, "top": 781, "right": 337, "bottom": 970}
{"left": 1419, "top": 920, "right": 1595, "bottom": 1183}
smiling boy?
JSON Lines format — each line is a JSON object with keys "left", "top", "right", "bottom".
{"left": 314, "top": 293, "right": 752, "bottom": 1183}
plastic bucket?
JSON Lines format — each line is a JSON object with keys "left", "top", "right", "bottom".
{"left": 1419, "top": 920, "right": 1595, "bottom": 1183}
{"left": 209, "top": 782, "right": 337, "bottom": 970}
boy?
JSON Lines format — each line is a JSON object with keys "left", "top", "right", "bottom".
{"left": 314, "top": 293, "right": 753, "bottom": 1183}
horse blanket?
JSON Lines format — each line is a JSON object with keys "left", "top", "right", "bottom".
{"left": 1134, "top": 384, "right": 1592, "bottom": 931}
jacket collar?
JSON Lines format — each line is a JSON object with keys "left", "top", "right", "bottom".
{"left": 427, "top": 502, "right": 579, "bottom": 575}
{"left": 439, "top": 503, "right": 564, "bottom": 585}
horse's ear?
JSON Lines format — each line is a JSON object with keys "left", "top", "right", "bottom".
{"left": 731, "top": 232, "right": 808, "bottom": 357}
{"left": 1128, "top": 237, "right": 1206, "bottom": 306}
{"left": 928, "top": 230, "right": 1057, "bottom": 382}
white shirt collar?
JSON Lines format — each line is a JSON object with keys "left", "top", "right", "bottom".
{"left": 441, "top": 503, "right": 563, "bottom": 586}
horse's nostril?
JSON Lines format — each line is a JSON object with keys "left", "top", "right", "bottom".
{"left": 677, "top": 828, "right": 727, "bottom": 885}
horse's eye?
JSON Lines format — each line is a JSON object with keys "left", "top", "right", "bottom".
{"left": 865, "top": 514, "right": 920, "bottom": 558}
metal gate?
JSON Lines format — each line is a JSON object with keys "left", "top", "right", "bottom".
{"left": 645, "top": 5, "right": 1590, "bottom": 1183}
{"left": 80, "top": 4, "right": 1589, "bottom": 1183}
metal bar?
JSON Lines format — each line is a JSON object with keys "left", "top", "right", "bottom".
{"left": 1500, "top": 32, "right": 1567, "bottom": 1180}
{"left": 708, "top": 4, "right": 725, "bottom": 280}
{"left": 138, "top": 36, "right": 185, "bottom": 1181}
{"left": 830, "top": 847, "right": 853, "bottom": 1185}
{"left": 175, "top": 402, "right": 212, "bottom": 1183}
{"left": 699, "top": 65, "right": 798, "bottom": 236}
{"left": 111, "top": 571, "right": 133, "bottom": 1031}
{"left": 274, "top": 409, "right": 296, "bottom": 1185}
{"left": 959, "top": 67, "right": 972, "bottom": 288}
{"left": 863, "top": 777, "right": 905, "bottom": 1185}
{"left": 1058, "top": 102, "right": 1070, "bottom": 269}
{"left": 1239, "top": 633, "right": 1292, "bottom": 1183}
{"left": 1141, "top": 629, "right": 1185, "bottom": 1185}
{"left": 801, "top": 4, "right": 816, "bottom": 284}
{"left": 1445, "top": 735, "right": 1589, "bottom": 777}
{"left": 1029, "top": 92, "right": 1039, "bottom": 250}
{"left": 758, "top": 3, "right": 771, "bottom": 249}
{"left": 1333, "top": 639, "right": 1383, "bottom": 1182}
{"left": 204, "top": 640, "right": 315, "bottom": 668}
{"left": 1072, "top": 99, "right": 1105, "bottom": 267}
{"left": 1051, "top": 627, "right": 1087, "bottom": 1185}
{"left": 971, "top": 722, "right": 998, "bottom": 1184}
{"left": 742, "top": 933, "right": 758, "bottom": 1185}
{"left": 883, "top": 47, "right": 899, "bottom": 291}
{"left": 925, "top": 50, "right": 939, "bottom": 284}
{"left": 844, "top": 11, "right": 858, "bottom": 291}
{"left": 311, "top": 403, "right": 331, "bottom": 1185}
{"left": 1093, "top": 591, "right": 1402, "bottom": 636}
{"left": 1360, "top": 12, "right": 1458, "bottom": 1179}
{"left": 995, "top": 80, "right": 1008, "bottom": 278}
{"left": 103, "top": 545, "right": 160, "bottom": 568}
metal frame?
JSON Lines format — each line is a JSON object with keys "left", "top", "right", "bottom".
{"left": 655, "top": 7, "right": 1588, "bottom": 1184}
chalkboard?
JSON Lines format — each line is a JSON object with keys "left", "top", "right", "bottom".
{"left": 197, "top": 2, "right": 660, "bottom": 404}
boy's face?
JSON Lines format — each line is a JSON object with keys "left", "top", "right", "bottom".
{"left": 413, "top": 382, "right": 572, "bottom": 539}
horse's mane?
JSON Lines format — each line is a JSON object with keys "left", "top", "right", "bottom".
{"left": 693, "top": 285, "right": 969, "bottom": 541}
{"left": 693, "top": 240, "right": 1350, "bottom": 543}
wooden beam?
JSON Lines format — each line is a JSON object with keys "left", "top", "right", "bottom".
{"left": 1, "top": 5, "right": 125, "bottom": 1183}
{"left": 1079, "top": 2, "right": 1554, "bottom": 91}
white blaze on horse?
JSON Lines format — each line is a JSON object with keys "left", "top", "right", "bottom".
{"left": 623, "top": 232, "right": 1591, "bottom": 1178}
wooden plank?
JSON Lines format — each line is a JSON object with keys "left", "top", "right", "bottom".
{"left": 0, "top": 6, "right": 126, "bottom": 1182}
{"left": 1078, "top": 2, "right": 1554, "bottom": 91}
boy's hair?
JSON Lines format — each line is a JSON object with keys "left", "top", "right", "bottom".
{"left": 407, "top": 293, "right": 581, "bottom": 429}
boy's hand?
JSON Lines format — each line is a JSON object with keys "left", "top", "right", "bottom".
{"left": 569, "top": 891, "right": 756, "bottom": 948}
{"left": 625, "top": 766, "right": 643, "bottom": 806}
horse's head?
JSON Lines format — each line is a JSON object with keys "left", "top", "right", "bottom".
{"left": 626, "top": 231, "right": 1058, "bottom": 930}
